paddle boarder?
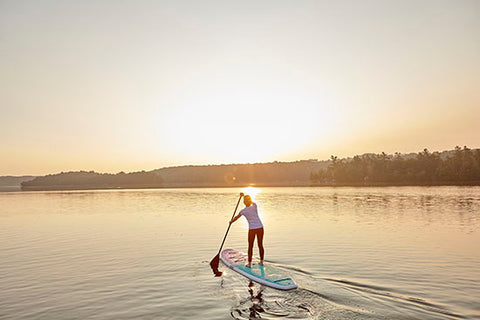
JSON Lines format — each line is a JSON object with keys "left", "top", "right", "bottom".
{"left": 230, "top": 194, "right": 264, "bottom": 268}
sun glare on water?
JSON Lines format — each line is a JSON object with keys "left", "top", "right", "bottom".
{"left": 242, "top": 186, "right": 261, "bottom": 201}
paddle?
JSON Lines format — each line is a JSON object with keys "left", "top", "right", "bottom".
{"left": 210, "top": 192, "right": 244, "bottom": 276}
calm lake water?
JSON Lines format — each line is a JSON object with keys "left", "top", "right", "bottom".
{"left": 1, "top": 187, "right": 479, "bottom": 320}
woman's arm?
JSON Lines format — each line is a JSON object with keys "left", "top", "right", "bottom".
{"left": 230, "top": 213, "right": 242, "bottom": 224}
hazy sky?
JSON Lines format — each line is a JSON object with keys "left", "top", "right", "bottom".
{"left": 1, "top": 0, "right": 479, "bottom": 175}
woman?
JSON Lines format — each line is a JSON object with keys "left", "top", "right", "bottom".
{"left": 230, "top": 194, "right": 264, "bottom": 267}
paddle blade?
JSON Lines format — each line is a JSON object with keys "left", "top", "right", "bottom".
{"left": 209, "top": 254, "right": 223, "bottom": 277}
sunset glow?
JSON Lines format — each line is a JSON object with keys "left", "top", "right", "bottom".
{"left": 158, "top": 85, "right": 334, "bottom": 164}
{"left": 1, "top": 1, "right": 479, "bottom": 175}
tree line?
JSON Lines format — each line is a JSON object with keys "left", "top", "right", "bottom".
{"left": 19, "top": 147, "right": 480, "bottom": 190}
{"left": 20, "top": 160, "right": 327, "bottom": 190}
{"left": 154, "top": 160, "right": 326, "bottom": 185}
{"left": 310, "top": 146, "right": 480, "bottom": 185}
{"left": 21, "top": 170, "right": 163, "bottom": 190}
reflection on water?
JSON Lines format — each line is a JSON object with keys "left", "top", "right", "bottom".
{"left": 247, "top": 282, "right": 264, "bottom": 318}
{"left": 231, "top": 281, "right": 317, "bottom": 319}
{"left": 1, "top": 187, "right": 479, "bottom": 319}
{"left": 243, "top": 281, "right": 264, "bottom": 319}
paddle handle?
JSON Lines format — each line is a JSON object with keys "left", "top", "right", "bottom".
{"left": 217, "top": 193, "right": 243, "bottom": 254}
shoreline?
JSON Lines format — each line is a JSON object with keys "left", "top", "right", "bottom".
{"left": 16, "top": 180, "right": 480, "bottom": 192}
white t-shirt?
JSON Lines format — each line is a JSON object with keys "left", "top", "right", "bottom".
{"left": 240, "top": 203, "right": 263, "bottom": 230}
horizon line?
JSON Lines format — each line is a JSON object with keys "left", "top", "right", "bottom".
{"left": 3, "top": 145, "right": 478, "bottom": 178}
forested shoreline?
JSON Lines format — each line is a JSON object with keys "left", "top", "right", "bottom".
{"left": 311, "top": 146, "right": 480, "bottom": 186}
{"left": 17, "top": 146, "right": 480, "bottom": 191}
{"left": 20, "top": 171, "right": 164, "bottom": 191}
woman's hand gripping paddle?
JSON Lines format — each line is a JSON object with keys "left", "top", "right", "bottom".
{"left": 210, "top": 193, "right": 244, "bottom": 276}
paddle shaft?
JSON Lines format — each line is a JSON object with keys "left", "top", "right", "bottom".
{"left": 217, "top": 194, "right": 243, "bottom": 255}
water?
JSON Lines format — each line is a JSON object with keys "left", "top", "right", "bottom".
{"left": 1, "top": 187, "right": 479, "bottom": 319}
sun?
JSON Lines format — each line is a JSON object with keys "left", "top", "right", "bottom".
{"left": 157, "top": 83, "right": 335, "bottom": 165}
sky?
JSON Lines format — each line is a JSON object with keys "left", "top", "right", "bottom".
{"left": 1, "top": 0, "right": 479, "bottom": 175}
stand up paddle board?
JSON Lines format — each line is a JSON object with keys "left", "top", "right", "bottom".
{"left": 220, "top": 248, "right": 297, "bottom": 290}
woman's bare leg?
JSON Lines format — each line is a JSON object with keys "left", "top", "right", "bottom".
{"left": 257, "top": 228, "right": 264, "bottom": 265}
{"left": 247, "top": 229, "right": 255, "bottom": 267}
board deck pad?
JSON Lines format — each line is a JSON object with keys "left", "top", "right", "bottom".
{"left": 220, "top": 248, "right": 297, "bottom": 290}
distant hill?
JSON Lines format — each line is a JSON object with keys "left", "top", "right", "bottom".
{"left": 20, "top": 160, "right": 328, "bottom": 191}
{"left": 18, "top": 146, "right": 480, "bottom": 191}
{"left": 20, "top": 170, "right": 164, "bottom": 191}
{"left": 0, "top": 176, "right": 36, "bottom": 191}
{"left": 152, "top": 160, "right": 328, "bottom": 187}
